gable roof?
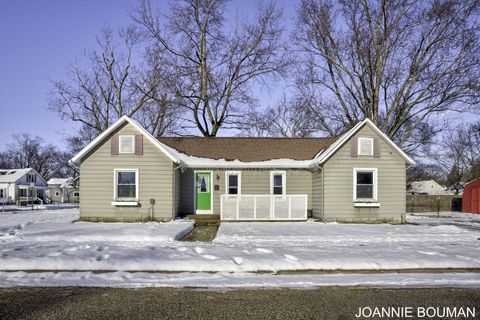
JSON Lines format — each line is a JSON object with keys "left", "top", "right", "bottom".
{"left": 159, "top": 137, "right": 339, "bottom": 162}
{"left": 0, "top": 168, "right": 47, "bottom": 184}
{"left": 70, "top": 116, "right": 414, "bottom": 168}
{"left": 0, "top": 168, "right": 33, "bottom": 183}
{"left": 314, "top": 118, "right": 415, "bottom": 165}
{"left": 47, "top": 177, "right": 73, "bottom": 188}
{"left": 70, "top": 115, "right": 180, "bottom": 164}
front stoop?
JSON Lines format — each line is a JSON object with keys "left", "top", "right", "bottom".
{"left": 186, "top": 214, "right": 220, "bottom": 226}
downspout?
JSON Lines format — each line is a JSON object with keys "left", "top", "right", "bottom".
{"left": 321, "top": 165, "right": 325, "bottom": 222}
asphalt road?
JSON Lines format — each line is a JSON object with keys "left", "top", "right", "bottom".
{"left": 0, "top": 287, "right": 479, "bottom": 320}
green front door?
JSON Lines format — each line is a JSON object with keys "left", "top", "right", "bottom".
{"left": 195, "top": 172, "right": 212, "bottom": 213}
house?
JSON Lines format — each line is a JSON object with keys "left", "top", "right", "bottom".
{"left": 70, "top": 116, "right": 414, "bottom": 223}
{"left": 0, "top": 168, "right": 48, "bottom": 205}
{"left": 462, "top": 178, "right": 480, "bottom": 214}
{"left": 407, "top": 180, "right": 450, "bottom": 195}
{"left": 47, "top": 177, "right": 79, "bottom": 204}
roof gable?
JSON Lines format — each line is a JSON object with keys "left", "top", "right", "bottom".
{"left": 0, "top": 168, "right": 47, "bottom": 185}
{"left": 70, "top": 116, "right": 180, "bottom": 164}
{"left": 314, "top": 119, "right": 414, "bottom": 165}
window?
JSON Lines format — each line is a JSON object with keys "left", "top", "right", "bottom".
{"left": 198, "top": 175, "right": 209, "bottom": 193}
{"left": 358, "top": 137, "right": 374, "bottom": 156}
{"left": 354, "top": 168, "right": 377, "bottom": 200}
{"left": 73, "top": 192, "right": 80, "bottom": 197}
{"left": 0, "top": 189, "right": 4, "bottom": 198}
{"left": 225, "top": 171, "right": 241, "bottom": 195}
{"left": 119, "top": 135, "right": 135, "bottom": 154}
{"left": 55, "top": 191, "right": 60, "bottom": 197}
{"left": 270, "top": 171, "right": 286, "bottom": 195}
{"left": 26, "top": 174, "right": 36, "bottom": 183}
{"left": 114, "top": 169, "right": 138, "bottom": 200}
{"left": 19, "top": 189, "right": 28, "bottom": 197}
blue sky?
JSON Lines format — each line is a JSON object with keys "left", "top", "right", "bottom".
{"left": 0, "top": 0, "right": 296, "bottom": 150}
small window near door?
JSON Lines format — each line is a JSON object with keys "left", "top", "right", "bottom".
{"left": 119, "top": 135, "right": 135, "bottom": 154}
{"left": 226, "top": 171, "right": 241, "bottom": 195}
{"left": 270, "top": 171, "right": 286, "bottom": 195}
{"left": 354, "top": 168, "right": 377, "bottom": 200}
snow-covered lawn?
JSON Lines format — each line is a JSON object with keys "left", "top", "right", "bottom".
{"left": 0, "top": 209, "right": 479, "bottom": 275}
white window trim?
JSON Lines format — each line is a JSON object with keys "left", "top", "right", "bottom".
{"left": 358, "top": 137, "right": 374, "bottom": 156}
{"left": 113, "top": 168, "right": 139, "bottom": 202}
{"left": 73, "top": 192, "right": 80, "bottom": 197}
{"left": 353, "top": 168, "right": 378, "bottom": 202}
{"left": 225, "top": 171, "right": 241, "bottom": 195}
{"left": 270, "top": 170, "right": 286, "bottom": 195}
{"left": 119, "top": 135, "right": 135, "bottom": 154}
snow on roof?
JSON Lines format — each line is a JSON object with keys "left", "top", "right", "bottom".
{"left": 164, "top": 143, "right": 314, "bottom": 168}
{"left": 47, "top": 177, "right": 73, "bottom": 188}
{"left": 70, "top": 116, "right": 414, "bottom": 168}
{"left": 0, "top": 168, "right": 33, "bottom": 183}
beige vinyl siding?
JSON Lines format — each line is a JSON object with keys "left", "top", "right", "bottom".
{"left": 79, "top": 123, "right": 175, "bottom": 221}
{"left": 179, "top": 169, "right": 312, "bottom": 215}
{"left": 312, "top": 169, "right": 322, "bottom": 219}
{"left": 323, "top": 125, "right": 407, "bottom": 223}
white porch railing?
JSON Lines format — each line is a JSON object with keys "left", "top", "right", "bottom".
{"left": 220, "top": 194, "right": 308, "bottom": 221}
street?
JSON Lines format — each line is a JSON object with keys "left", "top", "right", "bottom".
{"left": 1, "top": 287, "right": 479, "bottom": 320}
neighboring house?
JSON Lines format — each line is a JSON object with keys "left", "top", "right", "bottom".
{"left": 70, "top": 116, "right": 414, "bottom": 223}
{"left": 47, "top": 177, "right": 79, "bottom": 204}
{"left": 462, "top": 178, "right": 480, "bottom": 214}
{"left": 407, "top": 180, "right": 451, "bottom": 195}
{"left": 0, "top": 168, "right": 48, "bottom": 204}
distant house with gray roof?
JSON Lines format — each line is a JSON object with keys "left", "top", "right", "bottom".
{"left": 47, "top": 177, "right": 79, "bottom": 203}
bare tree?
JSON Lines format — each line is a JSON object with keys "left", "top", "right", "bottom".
{"left": 48, "top": 26, "right": 182, "bottom": 144}
{"left": 239, "top": 95, "right": 324, "bottom": 137}
{"left": 294, "top": 0, "right": 480, "bottom": 153}
{"left": 2, "top": 134, "right": 71, "bottom": 180}
{"left": 436, "top": 122, "right": 480, "bottom": 193}
{"left": 134, "top": 0, "right": 291, "bottom": 136}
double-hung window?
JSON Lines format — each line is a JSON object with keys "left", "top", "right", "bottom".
{"left": 270, "top": 171, "right": 286, "bottom": 195}
{"left": 353, "top": 168, "right": 377, "bottom": 201}
{"left": 119, "top": 135, "right": 135, "bottom": 154}
{"left": 358, "top": 137, "right": 374, "bottom": 156}
{"left": 114, "top": 169, "right": 138, "bottom": 201}
{"left": 225, "top": 171, "right": 241, "bottom": 195}
{"left": 0, "top": 189, "right": 4, "bottom": 198}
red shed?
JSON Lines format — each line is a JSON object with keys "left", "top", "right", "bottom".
{"left": 463, "top": 178, "right": 480, "bottom": 214}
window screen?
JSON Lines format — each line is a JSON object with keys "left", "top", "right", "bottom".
{"left": 356, "top": 171, "right": 374, "bottom": 199}
{"left": 228, "top": 174, "right": 238, "bottom": 194}
{"left": 119, "top": 136, "right": 135, "bottom": 153}
{"left": 358, "top": 138, "right": 373, "bottom": 155}
{"left": 116, "top": 171, "right": 137, "bottom": 199}
{"left": 273, "top": 174, "right": 283, "bottom": 195}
